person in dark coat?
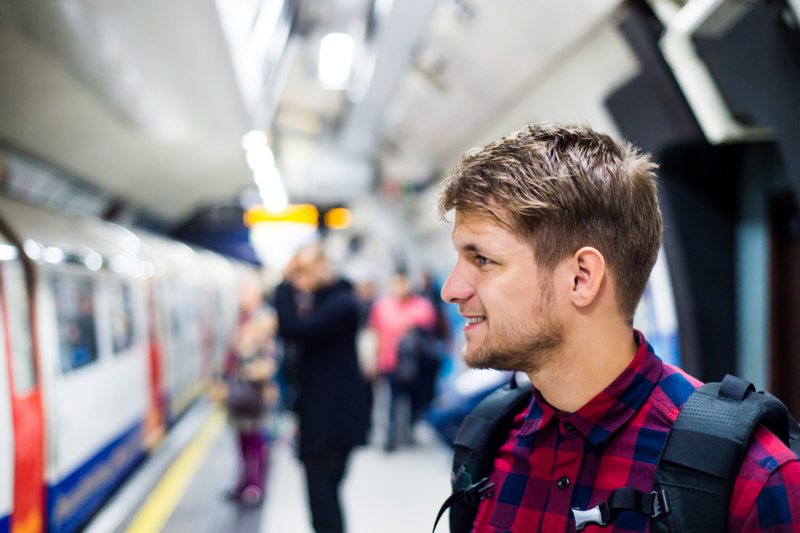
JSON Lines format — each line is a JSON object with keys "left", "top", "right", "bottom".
{"left": 274, "top": 243, "right": 371, "bottom": 533}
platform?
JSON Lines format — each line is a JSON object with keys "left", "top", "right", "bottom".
{"left": 84, "top": 400, "right": 453, "bottom": 533}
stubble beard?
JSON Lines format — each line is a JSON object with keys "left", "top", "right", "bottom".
{"left": 462, "top": 281, "right": 565, "bottom": 375}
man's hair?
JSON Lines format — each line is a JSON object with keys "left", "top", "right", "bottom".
{"left": 437, "top": 123, "right": 662, "bottom": 323}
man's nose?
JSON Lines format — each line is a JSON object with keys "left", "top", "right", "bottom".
{"left": 441, "top": 262, "right": 473, "bottom": 304}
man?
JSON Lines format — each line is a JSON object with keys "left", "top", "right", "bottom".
{"left": 438, "top": 124, "right": 800, "bottom": 532}
{"left": 274, "top": 244, "right": 371, "bottom": 533}
{"left": 369, "top": 271, "right": 436, "bottom": 450}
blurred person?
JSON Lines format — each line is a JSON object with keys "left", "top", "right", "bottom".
{"left": 437, "top": 123, "right": 800, "bottom": 532}
{"left": 274, "top": 244, "right": 371, "bottom": 533}
{"left": 368, "top": 272, "right": 436, "bottom": 451}
{"left": 219, "top": 280, "right": 278, "bottom": 506}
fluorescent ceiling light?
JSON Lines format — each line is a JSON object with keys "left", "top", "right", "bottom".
{"left": 319, "top": 33, "right": 354, "bottom": 86}
{"left": 0, "top": 244, "right": 18, "bottom": 261}
{"left": 44, "top": 247, "right": 65, "bottom": 264}
{"left": 242, "top": 130, "right": 268, "bottom": 151}
{"left": 83, "top": 250, "right": 103, "bottom": 271}
{"left": 23, "top": 240, "right": 42, "bottom": 261}
{"left": 263, "top": 192, "right": 288, "bottom": 214}
{"left": 254, "top": 166, "right": 287, "bottom": 214}
{"left": 247, "top": 146, "right": 276, "bottom": 172}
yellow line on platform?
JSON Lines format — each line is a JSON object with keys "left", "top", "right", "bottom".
{"left": 124, "top": 409, "right": 226, "bottom": 533}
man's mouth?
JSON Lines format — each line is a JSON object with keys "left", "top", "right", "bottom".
{"left": 466, "top": 317, "right": 486, "bottom": 324}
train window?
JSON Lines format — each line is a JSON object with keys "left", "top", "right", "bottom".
{"left": 53, "top": 273, "right": 98, "bottom": 373}
{"left": 3, "top": 259, "right": 35, "bottom": 394}
{"left": 108, "top": 279, "right": 135, "bottom": 354}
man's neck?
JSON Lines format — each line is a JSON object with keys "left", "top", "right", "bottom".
{"left": 526, "top": 323, "right": 638, "bottom": 413}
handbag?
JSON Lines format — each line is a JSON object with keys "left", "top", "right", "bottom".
{"left": 227, "top": 376, "right": 264, "bottom": 417}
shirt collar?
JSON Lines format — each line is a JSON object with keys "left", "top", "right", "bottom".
{"left": 516, "top": 330, "right": 663, "bottom": 446}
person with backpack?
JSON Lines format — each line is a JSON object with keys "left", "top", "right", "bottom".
{"left": 369, "top": 271, "right": 437, "bottom": 451}
{"left": 433, "top": 123, "right": 800, "bottom": 533}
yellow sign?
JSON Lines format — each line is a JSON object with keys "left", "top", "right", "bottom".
{"left": 244, "top": 204, "right": 319, "bottom": 227}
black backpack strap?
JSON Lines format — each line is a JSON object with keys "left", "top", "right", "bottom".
{"left": 649, "top": 374, "right": 790, "bottom": 533}
{"left": 432, "top": 376, "right": 533, "bottom": 533}
{"left": 573, "top": 487, "right": 670, "bottom": 531}
{"left": 570, "top": 374, "right": 794, "bottom": 533}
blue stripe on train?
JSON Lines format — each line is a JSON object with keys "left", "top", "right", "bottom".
{"left": 47, "top": 422, "right": 145, "bottom": 533}
{"left": 0, "top": 514, "right": 9, "bottom": 533}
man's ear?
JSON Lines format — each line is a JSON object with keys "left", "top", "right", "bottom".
{"left": 570, "top": 247, "right": 605, "bottom": 308}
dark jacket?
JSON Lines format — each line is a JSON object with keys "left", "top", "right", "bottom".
{"left": 274, "top": 279, "right": 371, "bottom": 459}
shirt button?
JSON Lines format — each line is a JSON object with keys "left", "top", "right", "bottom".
{"left": 557, "top": 476, "right": 570, "bottom": 489}
{"left": 562, "top": 420, "right": 575, "bottom": 431}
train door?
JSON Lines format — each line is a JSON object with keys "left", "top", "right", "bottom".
{"left": 0, "top": 254, "right": 13, "bottom": 533}
{"left": 144, "top": 282, "right": 165, "bottom": 447}
{"left": 0, "top": 240, "right": 45, "bottom": 533}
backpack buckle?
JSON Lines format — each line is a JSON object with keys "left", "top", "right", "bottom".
{"left": 650, "top": 490, "right": 670, "bottom": 518}
{"left": 572, "top": 503, "right": 608, "bottom": 531}
{"left": 462, "top": 477, "right": 495, "bottom": 508}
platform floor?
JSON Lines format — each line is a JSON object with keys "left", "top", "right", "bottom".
{"left": 263, "top": 422, "right": 453, "bottom": 533}
{"left": 90, "top": 403, "right": 453, "bottom": 533}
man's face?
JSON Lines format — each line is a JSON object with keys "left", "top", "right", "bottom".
{"left": 292, "top": 250, "right": 324, "bottom": 292}
{"left": 441, "top": 210, "right": 564, "bottom": 373}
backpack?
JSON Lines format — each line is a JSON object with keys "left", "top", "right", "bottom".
{"left": 433, "top": 374, "right": 800, "bottom": 533}
{"left": 395, "top": 326, "right": 439, "bottom": 386}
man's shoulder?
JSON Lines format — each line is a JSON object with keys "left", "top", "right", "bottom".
{"left": 741, "top": 425, "right": 799, "bottom": 477}
{"left": 730, "top": 426, "right": 800, "bottom": 526}
{"left": 325, "top": 279, "right": 357, "bottom": 302}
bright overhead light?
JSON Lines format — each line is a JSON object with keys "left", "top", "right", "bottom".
{"left": 263, "top": 193, "right": 288, "bottom": 214}
{"left": 109, "top": 255, "right": 133, "bottom": 275}
{"left": 319, "top": 33, "right": 354, "bottom": 86}
{"left": 247, "top": 146, "right": 275, "bottom": 172}
{"left": 253, "top": 166, "right": 287, "bottom": 213}
{"left": 241, "top": 130, "right": 268, "bottom": 151}
{"left": 82, "top": 250, "right": 103, "bottom": 272}
{"left": 254, "top": 166, "right": 280, "bottom": 187}
{"left": 23, "top": 239, "right": 42, "bottom": 262}
{"left": 0, "top": 244, "right": 18, "bottom": 261}
{"left": 44, "top": 247, "right": 65, "bottom": 264}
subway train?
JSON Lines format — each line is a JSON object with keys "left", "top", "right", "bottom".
{"left": 0, "top": 196, "right": 249, "bottom": 533}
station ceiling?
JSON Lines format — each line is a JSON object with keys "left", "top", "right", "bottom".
{"left": 0, "top": 0, "right": 628, "bottom": 223}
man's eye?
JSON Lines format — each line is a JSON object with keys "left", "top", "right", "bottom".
{"left": 476, "top": 255, "right": 492, "bottom": 266}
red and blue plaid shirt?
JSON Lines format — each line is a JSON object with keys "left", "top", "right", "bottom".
{"left": 473, "top": 331, "right": 800, "bottom": 532}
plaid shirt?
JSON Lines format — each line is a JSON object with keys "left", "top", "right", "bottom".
{"left": 473, "top": 331, "right": 800, "bottom": 532}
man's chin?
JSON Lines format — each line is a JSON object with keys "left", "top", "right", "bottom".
{"left": 461, "top": 342, "right": 536, "bottom": 373}
{"left": 462, "top": 344, "right": 505, "bottom": 371}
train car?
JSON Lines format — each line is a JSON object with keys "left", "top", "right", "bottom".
{"left": 0, "top": 197, "right": 151, "bottom": 533}
{"left": 0, "top": 197, "right": 250, "bottom": 533}
{"left": 135, "top": 233, "right": 218, "bottom": 424}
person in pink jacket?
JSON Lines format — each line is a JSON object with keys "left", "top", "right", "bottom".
{"left": 369, "top": 272, "right": 436, "bottom": 450}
